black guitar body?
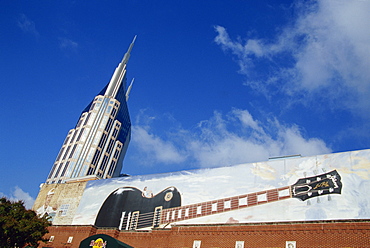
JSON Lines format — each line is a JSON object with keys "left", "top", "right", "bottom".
{"left": 94, "top": 186, "right": 181, "bottom": 229}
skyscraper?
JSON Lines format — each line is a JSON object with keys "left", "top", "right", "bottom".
{"left": 46, "top": 37, "right": 136, "bottom": 184}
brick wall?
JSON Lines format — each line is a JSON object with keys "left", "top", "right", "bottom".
{"left": 41, "top": 220, "right": 370, "bottom": 248}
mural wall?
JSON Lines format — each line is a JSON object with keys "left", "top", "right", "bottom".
{"left": 33, "top": 181, "right": 87, "bottom": 225}
{"left": 35, "top": 149, "right": 370, "bottom": 230}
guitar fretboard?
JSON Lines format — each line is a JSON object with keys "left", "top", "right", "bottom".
{"left": 160, "top": 186, "right": 291, "bottom": 224}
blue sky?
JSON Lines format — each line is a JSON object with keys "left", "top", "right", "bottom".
{"left": 1, "top": 0, "right": 369, "bottom": 208}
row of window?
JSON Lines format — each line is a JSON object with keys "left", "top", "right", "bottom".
{"left": 48, "top": 236, "right": 73, "bottom": 243}
{"left": 49, "top": 98, "right": 112, "bottom": 181}
{"left": 46, "top": 238, "right": 297, "bottom": 248}
{"left": 88, "top": 119, "right": 122, "bottom": 178}
{"left": 192, "top": 240, "right": 296, "bottom": 248}
{"left": 47, "top": 94, "right": 129, "bottom": 183}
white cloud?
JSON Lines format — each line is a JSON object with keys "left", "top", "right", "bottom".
{"left": 132, "top": 125, "right": 187, "bottom": 164}
{"left": 232, "top": 109, "right": 264, "bottom": 134}
{"left": 59, "top": 37, "right": 78, "bottom": 50}
{"left": 0, "top": 186, "right": 35, "bottom": 209}
{"left": 214, "top": 0, "right": 370, "bottom": 117}
{"left": 187, "top": 109, "right": 331, "bottom": 168}
{"left": 131, "top": 109, "right": 331, "bottom": 169}
{"left": 17, "top": 14, "right": 39, "bottom": 37}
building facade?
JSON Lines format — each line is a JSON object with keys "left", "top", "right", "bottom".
{"left": 42, "top": 221, "right": 370, "bottom": 248}
{"left": 33, "top": 148, "right": 370, "bottom": 247}
{"left": 45, "top": 37, "right": 136, "bottom": 184}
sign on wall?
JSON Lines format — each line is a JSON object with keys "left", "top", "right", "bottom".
{"left": 79, "top": 234, "right": 133, "bottom": 248}
{"left": 70, "top": 149, "right": 370, "bottom": 230}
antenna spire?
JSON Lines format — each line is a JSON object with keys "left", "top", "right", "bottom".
{"left": 125, "top": 78, "right": 135, "bottom": 101}
{"left": 121, "top": 35, "right": 137, "bottom": 64}
{"left": 105, "top": 36, "right": 137, "bottom": 98}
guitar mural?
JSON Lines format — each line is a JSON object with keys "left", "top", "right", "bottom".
{"left": 95, "top": 170, "right": 342, "bottom": 230}
{"left": 95, "top": 187, "right": 181, "bottom": 229}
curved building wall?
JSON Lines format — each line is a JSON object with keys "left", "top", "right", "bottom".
{"left": 35, "top": 149, "right": 370, "bottom": 228}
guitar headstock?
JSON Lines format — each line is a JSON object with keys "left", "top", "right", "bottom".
{"left": 292, "top": 170, "right": 342, "bottom": 201}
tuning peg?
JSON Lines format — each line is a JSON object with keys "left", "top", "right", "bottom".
{"left": 307, "top": 200, "right": 311, "bottom": 206}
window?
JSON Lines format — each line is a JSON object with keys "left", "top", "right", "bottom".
{"left": 47, "top": 164, "right": 57, "bottom": 179}
{"left": 49, "top": 236, "right": 54, "bottom": 242}
{"left": 62, "top": 146, "right": 71, "bottom": 161}
{"left": 67, "top": 236, "right": 73, "bottom": 243}
{"left": 76, "top": 128, "right": 85, "bottom": 141}
{"left": 108, "top": 161, "right": 116, "bottom": 176}
{"left": 56, "top": 147, "right": 65, "bottom": 161}
{"left": 286, "top": 241, "right": 296, "bottom": 248}
{"left": 76, "top": 118, "right": 83, "bottom": 128}
{"left": 59, "top": 204, "right": 70, "bottom": 216}
{"left": 106, "top": 105, "right": 112, "bottom": 114}
{"left": 54, "top": 164, "right": 62, "bottom": 179}
{"left": 106, "top": 139, "right": 115, "bottom": 154}
{"left": 87, "top": 113, "right": 96, "bottom": 126}
{"left": 89, "top": 103, "right": 95, "bottom": 111}
{"left": 94, "top": 102, "right": 101, "bottom": 110}
{"left": 111, "top": 107, "right": 117, "bottom": 117}
{"left": 61, "top": 162, "right": 69, "bottom": 177}
{"left": 92, "top": 131, "right": 102, "bottom": 146}
{"left": 235, "top": 241, "right": 244, "bottom": 248}
{"left": 105, "top": 118, "right": 114, "bottom": 132}
{"left": 70, "top": 130, "right": 78, "bottom": 143}
{"left": 69, "top": 144, "right": 77, "bottom": 159}
{"left": 98, "top": 133, "right": 107, "bottom": 148}
{"left": 100, "top": 155, "right": 109, "bottom": 171}
{"left": 63, "top": 135, "right": 70, "bottom": 145}
{"left": 91, "top": 150, "right": 101, "bottom": 166}
{"left": 193, "top": 240, "right": 201, "bottom": 248}
{"left": 112, "top": 128, "right": 119, "bottom": 138}
{"left": 113, "top": 149, "right": 120, "bottom": 159}
{"left": 83, "top": 113, "right": 91, "bottom": 125}
{"left": 72, "top": 144, "right": 82, "bottom": 159}
{"left": 87, "top": 166, "right": 95, "bottom": 175}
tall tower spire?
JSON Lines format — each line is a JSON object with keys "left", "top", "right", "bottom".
{"left": 125, "top": 78, "right": 134, "bottom": 101}
{"left": 46, "top": 37, "right": 136, "bottom": 184}
{"left": 105, "top": 35, "right": 136, "bottom": 98}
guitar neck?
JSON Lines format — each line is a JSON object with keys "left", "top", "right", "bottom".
{"left": 160, "top": 186, "right": 291, "bottom": 225}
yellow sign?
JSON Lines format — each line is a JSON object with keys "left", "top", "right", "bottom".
{"left": 89, "top": 238, "right": 107, "bottom": 248}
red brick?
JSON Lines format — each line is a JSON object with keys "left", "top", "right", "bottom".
{"left": 40, "top": 220, "right": 370, "bottom": 248}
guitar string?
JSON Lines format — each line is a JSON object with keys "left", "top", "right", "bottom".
{"left": 122, "top": 187, "right": 297, "bottom": 227}
{"left": 122, "top": 199, "right": 274, "bottom": 228}
{"left": 120, "top": 193, "right": 287, "bottom": 227}
{"left": 118, "top": 173, "right": 338, "bottom": 226}
{"left": 118, "top": 178, "right": 338, "bottom": 229}
{"left": 122, "top": 186, "right": 290, "bottom": 226}
{"left": 119, "top": 175, "right": 339, "bottom": 229}
{"left": 118, "top": 185, "right": 336, "bottom": 228}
